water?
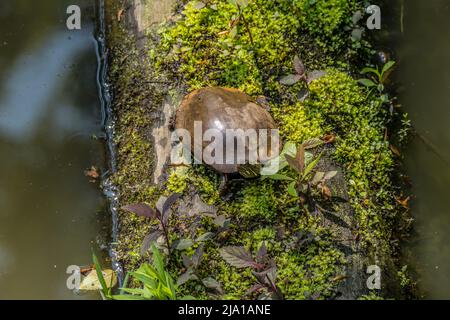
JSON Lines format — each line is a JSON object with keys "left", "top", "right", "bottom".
{"left": 0, "top": 0, "right": 109, "bottom": 299}
{"left": 381, "top": 0, "right": 450, "bottom": 298}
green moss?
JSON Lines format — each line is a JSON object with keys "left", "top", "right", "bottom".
{"left": 294, "top": 0, "right": 356, "bottom": 52}
{"left": 273, "top": 102, "right": 325, "bottom": 144}
{"left": 306, "top": 70, "right": 397, "bottom": 250}
{"left": 237, "top": 181, "right": 277, "bottom": 221}
{"left": 276, "top": 246, "right": 345, "bottom": 300}
{"left": 159, "top": 0, "right": 356, "bottom": 95}
{"left": 167, "top": 167, "right": 189, "bottom": 194}
{"left": 242, "top": 227, "right": 277, "bottom": 252}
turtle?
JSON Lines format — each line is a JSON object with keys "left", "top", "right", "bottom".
{"left": 173, "top": 87, "right": 279, "bottom": 188}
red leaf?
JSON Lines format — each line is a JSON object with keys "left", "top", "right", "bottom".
{"left": 219, "top": 246, "right": 259, "bottom": 269}
{"left": 293, "top": 55, "right": 305, "bottom": 76}
{"left": 121, "top": 203, "right": 159, "bottom": 219}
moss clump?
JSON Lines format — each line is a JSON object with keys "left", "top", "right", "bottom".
{"left": 167, "top": 167, "right": 189, "bottom": 194}
{"left": 295, "top": 0, "right": 356, "bottom": 52}
{"left": 272, "top": 102, "right": 325, "bottom": 144}
{"left": 276, "top": 246, "right": 345, "bottom": 300}
{"left": 237, "top": 181, "right": 277, "bottom": 221}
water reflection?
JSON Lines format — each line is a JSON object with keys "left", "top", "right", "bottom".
{"left": 0, "top": 0, "right": 107, "bottom": 299}
{"left": 381, "top": 0, "right": 450, "bottom": 299}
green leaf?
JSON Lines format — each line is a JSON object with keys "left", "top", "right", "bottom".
{"left": 358, "top": 78, "right": 377, "bottom": 88}
{"left": 264, "top": 173, "right": 294, "bottom": 181}
{"left": 92, "top": 253, "right": 110, "bottom": 298}
{"left": 287, "top": 181, "right": 298, "bottom": 197}
{"left": 361, "top": 67, "right": 378, "bottom": 75}
{"left": 303, "top": 152, "right": 322, "bottom": 178}
{"left": 382, "top": 61, "right": 396, "bottom": 74}
{"left": 111, "top": 294, "right": 147, "bottom": 300}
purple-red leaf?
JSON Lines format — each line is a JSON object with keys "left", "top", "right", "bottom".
{"left": 192, "top": 244, "right": 205, "bottom": 268}
{"left": 162, "top": 193, "right": 181, "bottom": 216}
{"left": 140, "top": 230, "right": 163, "bottom": 256}
{"left": 293, "top": 55, "right": 305, "bottom": 76}
{"left": 122, "top": 203, "right": 159, "bottom": 219}
{"left": 279, "top": 74, "right": 302, "bottom": 86}
{"left": 285, "top": 154, "right": 301, "bottom": 173}
{"left": 256, "top": 242, "right": 267, "bottom": 263}
{"left": 219, "top": 246, "right": 259, "bottom": 269}
{"left": 246, "top": 284, "right": 265, "bottom": 296}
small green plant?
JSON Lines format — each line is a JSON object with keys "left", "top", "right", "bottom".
{"left": 358, "top": 61, "right": 396, "bottom": 104}
{"left": 117, "top": 244, "right": 181, "bottom": 300}
{"left": 94, "top": 245, "right": 194, "bottom": 300}
{"left": 262, "top": 139, "right": 335, "bottom": 204}
{"left": 92, "top": 253, "right": 114, "bottom": 300}
{"left": 227, "top": 0, "right": 254, "bottom": 46}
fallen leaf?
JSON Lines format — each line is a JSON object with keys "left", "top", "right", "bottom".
{"left": 321, "top": 185, "right": 332, "bottom": 199}
{"left": 79, "top": 269, "right": 117, "bottom": 291}
{"left": 80, "top": 265, "right": 94, "bottom": 275}
{"left": 322, "top": 134, "right": 336, "bottom": 144}
{"left": 324, "top": 171, "right": 338, "bottom": 181}
{"left": 331, "top": 275, "right": 347, "bottom": 282}
{"left": 311, "top": 172, "right": 325, "bottom": 185}
{"left": 396, "top": 196, "right": 410, "bottom": 209}
{"left": 117, "top": 8, "right": 125, "bottom": 22}
{"left": 84, "top": 166, "right": 99, "bottom": 179}
{"left": 390, "top": 144, "right": 402, "bottom": 157}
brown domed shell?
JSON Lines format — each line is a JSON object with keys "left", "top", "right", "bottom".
{"left": 175, "top": 87, "right": 278, "bottom": 174}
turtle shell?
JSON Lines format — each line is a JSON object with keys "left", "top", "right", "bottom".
{"left": 175, "top": 87, "right": 278, "bottom": 174}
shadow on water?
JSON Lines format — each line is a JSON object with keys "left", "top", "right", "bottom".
{"left": 0, "top": 0, "right": 110, "bottom": 299}
{"left": 378, "top": 0, "right": 450, "bottom": 299}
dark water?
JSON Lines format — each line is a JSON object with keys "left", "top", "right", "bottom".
{"left": 0, "top": 0, "right": 108, "bottom": 299}
{"left": 381, "top": 0, "right": 450, "bottom": 298}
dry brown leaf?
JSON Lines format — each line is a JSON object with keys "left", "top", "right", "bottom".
{"left": 321, "top": 185, "right": 332, "bottom": 199}
{"left": 331, "top": 275, "right": 347, "bottom": 282}
{"left": 85, "top": 166, "right": 99, "bottom": 179}
{"left": 396, "top": 196, "right": 410, "bottom": 209}
{"left": 322, "top": 134, "right": 336, "bottom": 144}
{"left": 390, "top": 144, "right": 401, "bottom": 157}
{"left": 117, "top": 8, "right": 125, "bottom": 22}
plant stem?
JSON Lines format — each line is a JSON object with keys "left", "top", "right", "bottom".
{"left": 238, "top": 5, "right": 255, "bottom": 47}
{"left": 160, "top": 219, "right": 172, "bottom": 256}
